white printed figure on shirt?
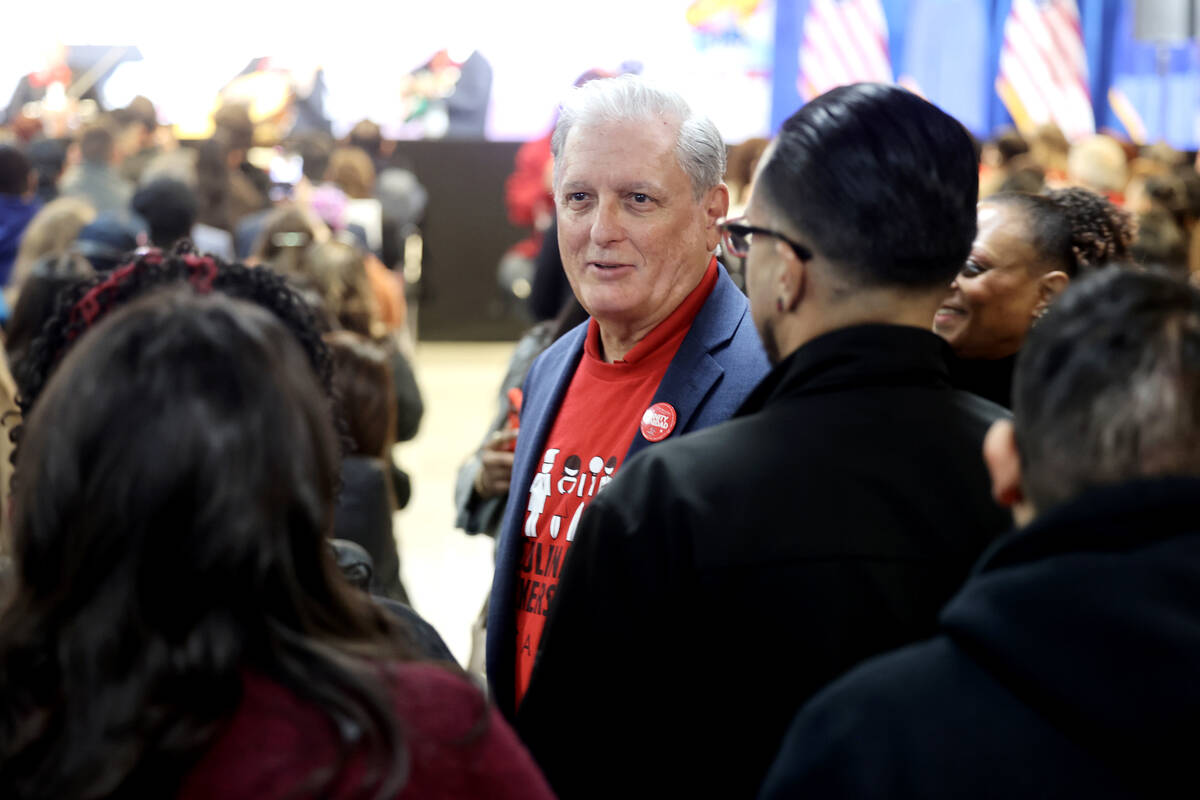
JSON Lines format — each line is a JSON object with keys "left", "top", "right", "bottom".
{"left": 587, "top": 456, "right": 604, "bottom": 496}
{"left": 598, "top": 456, "right": 617, "bottom": 492}
{"left": 524, "top": 448, "right": 559, "bottom": 537}
{"left": 557, "top": 454, "right": 581, "bottom": 495}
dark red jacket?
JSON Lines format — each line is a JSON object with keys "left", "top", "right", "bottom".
{"left": 180, "top": 664, "right": 555, "bottom": 799}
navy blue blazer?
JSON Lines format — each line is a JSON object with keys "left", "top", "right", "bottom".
{"left": 485, "top": 264, "right": 769, "bottom": 718}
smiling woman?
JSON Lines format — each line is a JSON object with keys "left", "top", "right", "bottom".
{"left": 933, "top": 188, "right": 1134, "bottom": 406}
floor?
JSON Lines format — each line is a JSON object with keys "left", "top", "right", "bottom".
{"left": 391, "top": 341, "right": 515, "bottom": 673}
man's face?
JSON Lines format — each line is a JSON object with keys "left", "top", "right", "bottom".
{"left": 742, "top": 186, "right": 786, "bottom": 364}
{"left": 555, "top": 118, "right": 725, "bottom": 337}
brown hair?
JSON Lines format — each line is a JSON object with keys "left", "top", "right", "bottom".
{"left": 249, "top": 206, "right": 315, "bottom": 274}
{"left": 325, "top": 330, "right": 395, "bottom": 456}
{"left": 294, "top": 239, "right": 379, "bottom": 336}
{"left": 327, "top": 146, "right": 376, "bottom": 199}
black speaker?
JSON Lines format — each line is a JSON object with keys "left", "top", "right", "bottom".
{"left": 1133, "top": 0, "right": 1194, "bottom": 42}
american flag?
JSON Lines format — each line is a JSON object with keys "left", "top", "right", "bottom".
{"left": 797, "top": 0, "right": 893, "bottom": 102}
{"left": 996, "top": 0, "right": 1095, "bottom": 141}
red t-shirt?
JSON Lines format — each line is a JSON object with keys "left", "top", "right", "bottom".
{"left": 514, "top": 258, "right": 719, "bottom": 705}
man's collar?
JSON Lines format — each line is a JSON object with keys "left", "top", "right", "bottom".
{"left": 736, "top": 323, "right": 952, "bottom": 416}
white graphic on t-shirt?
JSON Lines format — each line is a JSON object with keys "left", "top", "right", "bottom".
{"left": 598, "top": 456, "right": 617, "bottom": 492}
{"left": 524, "top": 448, "right": 559, "bottom": 537}
{"left": 565, "top": 502, "right": 585, "bottom": 542}
{"left": 557, "top": 454, "right": 581, "bottom": 495}
{"left": 587, "top": 456, "right": 604, "bottom": 497}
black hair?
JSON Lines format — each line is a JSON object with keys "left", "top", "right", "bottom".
{"left": 1014, "top": 268, "right": 1200, "bottom": 512}
{"left": 993, "top": 128, "right": 1030, "bottom": 165}
{"left": 759, "top": 83, "right": 978, "bottom": 288}
{"left": 4, "top": 252, "right": 94, "bottom": 375}
{"left": 27, "top": 139, "right": 66, "bottom": 203}
{"left": 0, "top": 144, "right": 31, "bottom": 196}
{"left": 12, "top": 243, "right": 332, "bottom": 453}
{"left": 988, "top": 187, "right": 1135, "bottom": 277}
{"left": 131, "top": 178, "right": 198, "bottom": 249}
{"left": 0, "top": 289, "right": 418, "bottom": 798}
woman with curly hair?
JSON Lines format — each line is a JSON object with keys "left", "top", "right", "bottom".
{"left": 933, "top": 187, "right": 1135, "bottom": 407}
{"left": 0, "top": 277, "right": 552, "bottom": 798}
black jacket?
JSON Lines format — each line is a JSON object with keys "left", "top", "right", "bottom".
{"left": 516, "top": 324, "right": 1011, "bottom": 799}
{"left": 759, "top": 477, "right": 1200, "bottom": 800}
{"left": 335, "top": 456, "right": 407, "bottom": 603}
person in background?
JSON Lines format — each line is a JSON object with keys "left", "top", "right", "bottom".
{"left": 327, "top": 145, "right": 384, "bottom": 255}
{"left": 1067, "top": 133, "right": 1128, "bottom": 205}
{"left": 286, "top": 239, "right": 422, "bottom": 443}
{"left": 213, "top": 103, "right": 269, "bottom": 223}
{"left": 6, "top": 196, "right": 94, "bottom": 304}
{"left": 71, "top": 215, "right": 137, "bottom": 273}
{"left": 518, "top": 82, "right": 1010, "bottom": 799}
{"left": 0, "top": 145, "right": 40, "bottom": 287}
{"left": 59, "top": 119, "right": 134, "bottom": 218}
{"left": 326, "top": 330, "right": 409, "bottom": 603}
{"left": 760, "top": 268, "right": 1200, "bottom": 800}
{"left": 978, "top": 127, "right": 1030, "bottom": 198}
{"left": 3, "top": 251, "right": 93, "bottom": 375}
{"left": 933, "top": 187, "right": 1134, "bottom": 408}
{"left": 115, "top": 96, "right": 160, "bottom": 184}
{"left": 1027, "top": 123, "right": 1070, "bottom": 186}
{"left": 26, "top": 138, "right": 66, "bottom": 206}
{"left": 131, "top": 177, "right": 197, "bottom": 251}
{"left": 0, "top": 287, "right": 554, "bottom": 800}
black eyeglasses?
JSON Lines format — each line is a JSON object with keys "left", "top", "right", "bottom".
{"left": 719, "top": 218, "right": 812, "bottom": 261}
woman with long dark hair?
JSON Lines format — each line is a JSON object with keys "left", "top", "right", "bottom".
{"left": 0, "top": 283, "right": 551, "bottom": 798}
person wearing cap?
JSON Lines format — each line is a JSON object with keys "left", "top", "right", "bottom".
{"left": 516, "top": 84, "right": 1012, "bottom": 798}
{"left": 485, "top": 75, "right": 768, "bottom": 735}
{"left": 73, "top": 214, "right": 138, "bottom": 273}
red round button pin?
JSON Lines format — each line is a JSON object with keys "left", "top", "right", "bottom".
{"left": 640, "top": 402, "right": 677, "bottom": 442}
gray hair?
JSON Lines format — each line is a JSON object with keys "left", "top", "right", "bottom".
{"left": 551, "top": 75, "right": 726, "bottom": 200}
{"left": 1014, "top": 268, "right": 1200, "bottom": 513}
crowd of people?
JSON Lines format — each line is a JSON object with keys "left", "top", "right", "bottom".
{"left": 1, "top": 69, "right": 1199, "bottom": 799}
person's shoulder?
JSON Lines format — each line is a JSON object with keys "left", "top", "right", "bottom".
{"left": 384, "top": 663, "right": 488, "bottom": 737}
{"left": 761, "top": 637, "right": 967, "bottom": 798}
{"left": 386, "top": 664, "right": 555, "bottom": 799}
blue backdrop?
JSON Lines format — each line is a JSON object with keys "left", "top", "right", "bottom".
{"left": 771, "top": 0, "right": 1200, "bottom": 149}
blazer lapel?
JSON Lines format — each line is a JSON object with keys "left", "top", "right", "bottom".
{"left": 488, "top": 322, "right": 587, "bottom": 718}
{"left": 624, "top": 267, "right": 741, "bottom": 463}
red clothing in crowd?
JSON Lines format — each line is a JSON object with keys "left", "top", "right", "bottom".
{"left": 179, "top": 664, "right": 555, "bottom": 799}
{"left": 504, "top": 134, "right": 554, "bottom": 258}
{"left": 513, "top": 259, "right": 719, "bottom": 705}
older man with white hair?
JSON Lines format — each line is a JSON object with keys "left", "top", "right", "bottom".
{"left": 485, "top": 75, "right": 768, "bottom": 725}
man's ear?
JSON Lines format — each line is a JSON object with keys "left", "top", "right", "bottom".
{"left": 776, "top": 239, "right": 806, "bottom": 312}
{"left": 703, "top": 183, "right": 731, "bottom": 251}
{"left": 1033, "top": 270, "right": 1070, "bottom": 318}
{"left": 983, "top": 419, "right": 1023, "bottom": 508}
